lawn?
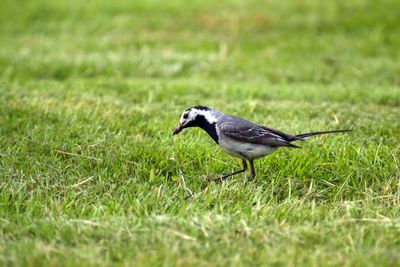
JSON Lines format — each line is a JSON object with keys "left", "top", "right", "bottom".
{"left": 1, "top": 0, "right": 400, "bottom": 266}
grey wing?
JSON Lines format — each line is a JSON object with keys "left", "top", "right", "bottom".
{"left": 219, "top": 120, "right": 301, "bottom": 148}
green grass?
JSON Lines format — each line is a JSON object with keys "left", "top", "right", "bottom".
{"left": 1, "top": 0, "right": 400, "bottom": 266}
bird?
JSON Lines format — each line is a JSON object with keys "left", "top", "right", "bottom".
{"left": 172, "top": 106, "right": 352, "bottom": 182}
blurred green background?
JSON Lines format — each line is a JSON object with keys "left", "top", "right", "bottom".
{"left": 1, "top": 0, "right": 399, "bottom": 85}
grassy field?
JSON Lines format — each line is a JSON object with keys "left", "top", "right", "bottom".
{"left": 1, "top": 0, "right": 400, "bottom": 266}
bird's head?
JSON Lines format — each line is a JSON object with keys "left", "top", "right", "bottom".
{"left": 172, "top": 106, "right": 217, "bottom": 135}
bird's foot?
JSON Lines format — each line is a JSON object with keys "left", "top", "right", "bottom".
{"left": 207, "top": 176, "right": 226, "bottom": 183}
{"left": 248, "top": 175, "right": 255, "bottom": 182}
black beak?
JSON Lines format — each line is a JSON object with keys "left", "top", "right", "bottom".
{"left": 172, "top": 124, "right": 183, "bottom": 135}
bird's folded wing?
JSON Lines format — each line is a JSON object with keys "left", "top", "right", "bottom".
{"left": 219, "top": 122, "right": 300, "bottom": 148}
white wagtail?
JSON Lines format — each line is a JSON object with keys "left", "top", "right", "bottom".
{"left": 173, "top": 106, "right": 351, "bottom": 182}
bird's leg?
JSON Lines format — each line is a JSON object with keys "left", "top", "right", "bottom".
{"left": 249, "top": 160, "right": 256, "bottom": 180}
{"left": 211, "top": 159, "right": 248, "bottom": 182}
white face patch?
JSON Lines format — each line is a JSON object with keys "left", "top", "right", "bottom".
{"left": 179, "top": 108, "right": 217, "bottom": 126}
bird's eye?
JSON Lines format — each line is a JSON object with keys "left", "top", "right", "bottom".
{"left": 183, "top": 113, "right": 189, "bottom": 119}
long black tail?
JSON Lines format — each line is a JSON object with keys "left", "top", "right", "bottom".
{"left": 296, "top": 129, "right": 352, "bottom": 140}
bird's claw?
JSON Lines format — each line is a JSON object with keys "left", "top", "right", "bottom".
{"left": 207, "top": 177, "right": 225, "bottom": 183}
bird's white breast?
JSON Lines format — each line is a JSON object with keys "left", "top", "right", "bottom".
{"left": 217, "top": 135, "right": 277, "bottom": 160}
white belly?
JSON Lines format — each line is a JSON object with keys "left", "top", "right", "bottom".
{"left": 218, "top": 137, "right": 277, "bottom": 160}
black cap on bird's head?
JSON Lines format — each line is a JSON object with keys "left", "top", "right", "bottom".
{"left": 172, "top": 106, "right": 212, "bottom": 135}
